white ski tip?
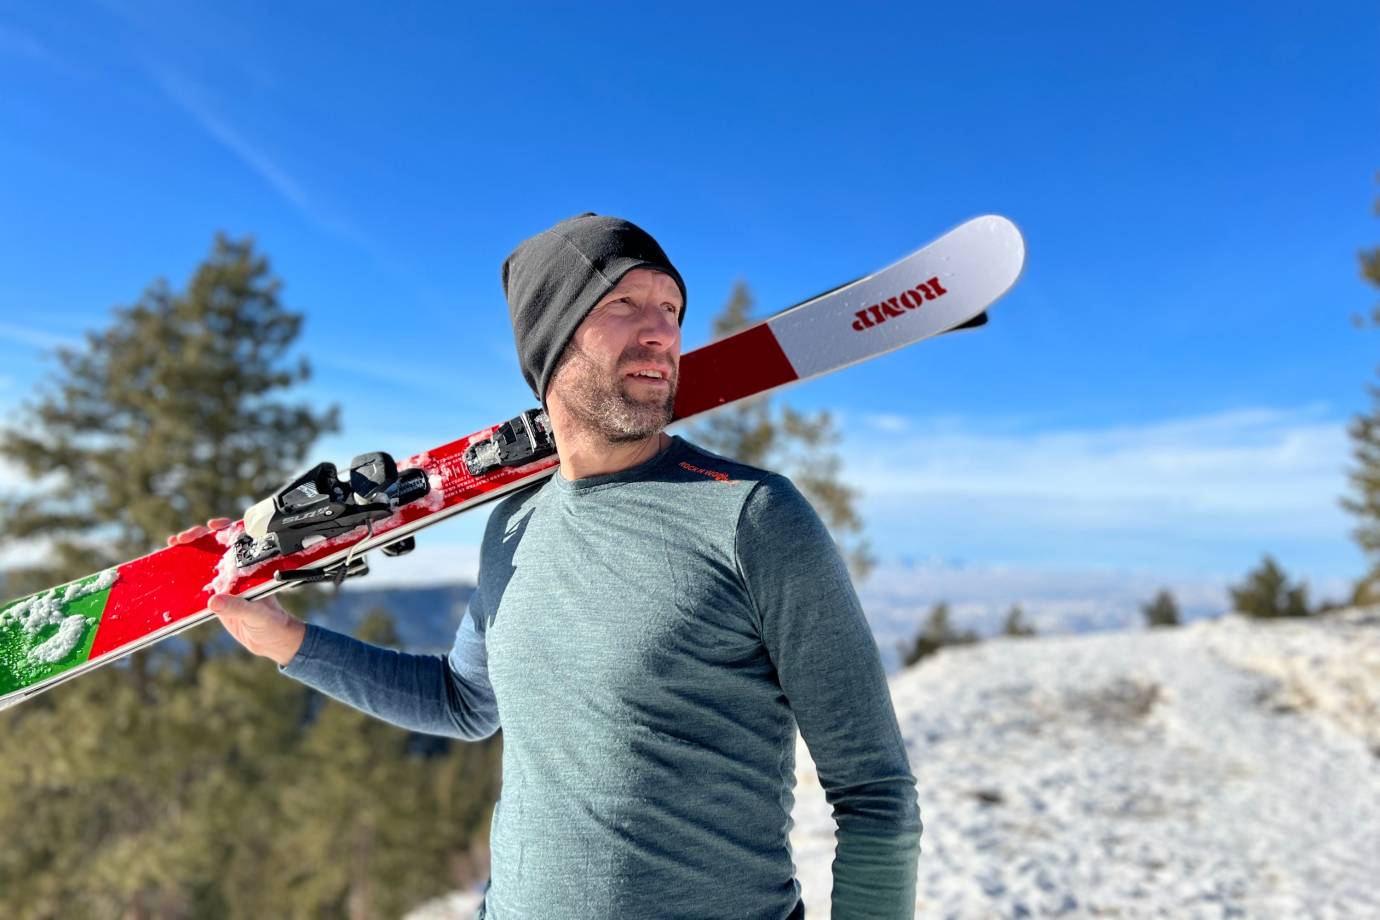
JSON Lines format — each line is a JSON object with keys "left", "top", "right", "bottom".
{"left": 768, "top": 214, "right": 1026, "bottom": 380}
{"left": 968, "top": 214, "right": 1026, "bottom": 289}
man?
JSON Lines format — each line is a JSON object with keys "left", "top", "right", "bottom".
{"left": 174, "top": 214, "right": 921, "bottom": 918}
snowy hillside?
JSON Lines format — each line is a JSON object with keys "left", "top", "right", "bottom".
{"left": 408, "top": 610, "right": 1380, "bottom": 919}
{"left": 794, "top": 609, "right": 1380, "bottom": 917}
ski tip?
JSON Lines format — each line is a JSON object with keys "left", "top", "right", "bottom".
{"left": 969, "top": 214, "right": 1025, "bottom": 253}
{"left": 963, "top": 214, "right": 1026, "bottom": 293}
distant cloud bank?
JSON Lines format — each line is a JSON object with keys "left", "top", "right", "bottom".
{"left": 843, "top": 405, "right": 1359, "bottom": 581}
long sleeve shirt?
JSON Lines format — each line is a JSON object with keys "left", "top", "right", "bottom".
{"left": 283, "top": 435, "right": 921, "bottom": 918}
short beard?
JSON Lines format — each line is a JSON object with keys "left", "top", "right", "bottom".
{"left": 548, "top": 342, "right": 677, "bottom": 444}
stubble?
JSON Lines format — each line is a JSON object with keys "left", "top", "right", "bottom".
{"left": 548, "top": 342, "right": 677, "bottom": 444}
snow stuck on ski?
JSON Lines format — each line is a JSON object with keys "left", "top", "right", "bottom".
{"left": 205, "top": 522, "right": 253, "bottom": 595}
{"left": 29, "top": 616, "right": 92, "bottom": 663}
{"left": 0, "top": 569, "right": 118, "bottom": 664}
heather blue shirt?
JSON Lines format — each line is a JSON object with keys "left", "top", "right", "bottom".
{"left": 284, "top": 436, "right": 920, "bottom": 918}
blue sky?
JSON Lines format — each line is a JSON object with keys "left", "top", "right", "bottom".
{"left": 1, "top": 2, "right": 1377, "bottom": 614}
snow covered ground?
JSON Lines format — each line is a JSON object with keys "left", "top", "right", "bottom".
{"left": 410, "top": 609, "right": 1380, "bottom": 918}
{"left": 794, "top": 608, "right": 1380, "bottom": 918}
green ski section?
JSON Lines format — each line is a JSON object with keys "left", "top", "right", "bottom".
{"left": 0, "top": 571, "right": 115, "bottom": 696}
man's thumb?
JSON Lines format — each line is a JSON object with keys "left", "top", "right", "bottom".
{"left": 208, "top": 593, "right": 243, "bottom": 614}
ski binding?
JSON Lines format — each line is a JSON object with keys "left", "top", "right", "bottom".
{"left": 234, "top": 451, "right": 430, "bottom": 582}
{"left": 463, "top": 408, "right": 555, "bottom": 476}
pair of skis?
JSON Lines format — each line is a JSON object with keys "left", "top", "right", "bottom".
{"left": 0, "top": 215, "right": 1026, "bottom": 711}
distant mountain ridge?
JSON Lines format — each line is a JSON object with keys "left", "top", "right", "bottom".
{"left": 310, "top": 583, "right": 476, "bottom": 652}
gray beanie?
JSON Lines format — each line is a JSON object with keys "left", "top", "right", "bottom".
{"left": 501, "top": 213, "right": 687, "bottom": 404}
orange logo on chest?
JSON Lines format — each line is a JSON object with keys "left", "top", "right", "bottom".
{"left": 679, "top": 461, "right": 735, "bottom": 483}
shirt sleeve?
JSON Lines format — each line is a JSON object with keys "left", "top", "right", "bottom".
{"left": 279, "top": 598, "right": 499, "bottom": 740}
{"left": 736, "top": 474, "right": 921, "bottom": 919}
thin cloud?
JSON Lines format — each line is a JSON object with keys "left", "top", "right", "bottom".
{"left": 839, "top": 406, "right": 1358, "bottom": 582}
{"left": 0, "top": 322, "right": 82, "bottom": 351}
{"left": 846, "top": 406, "right": 1346, "bottom": 519}
{"left": 864, "top": 413, "right": 911, "bottom": 433}
{"left": 145, "top": 62, "right": 372, "bottom": 249}
{"left": 314, "top": 354, "right": 484, "bottom": 396}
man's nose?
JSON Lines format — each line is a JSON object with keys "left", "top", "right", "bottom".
{"left": 637, "top": 306, "right": 680, "bottom": 350}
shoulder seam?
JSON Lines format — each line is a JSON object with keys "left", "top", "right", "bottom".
{"left": 733, "top": 475, "right": 777, "bottom": 638}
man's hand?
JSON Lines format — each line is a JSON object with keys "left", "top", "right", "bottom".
{"left": 168, "top": 518, "right": 307, "bottom": 667}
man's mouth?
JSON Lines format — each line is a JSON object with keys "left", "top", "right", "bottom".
{"left": 625, "top": 366, "right": 672, "bottom": 384}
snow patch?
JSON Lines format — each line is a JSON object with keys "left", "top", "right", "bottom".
{"left": 204, "top": 522, "right": 250, "bottom": 595}
{"left": 0, "top": 568, "right": 116, "bottom": 665}
{"left": 1192, "top": 609, "right": 1380, "bottom": 755}
{"left": 0, "top": 568, "right": 116, "bottom": 637}
{"left": 418, "top": 472, "right": 446, "bottom": 512}
{"left": 399, "top": 453, "right": 447, "bottom": 512}
{"left": 28, "top": 615, "right": 90, "bottom": 663}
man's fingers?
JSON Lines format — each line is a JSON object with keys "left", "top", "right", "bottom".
{"left": 170, "top": 525, "right": 208, "bottom": 545}
{"left": 166, "top": 518, "right": 234, "bottom": 547}
{"left": 208, "top": 593, "right": 283, "bottom": 618}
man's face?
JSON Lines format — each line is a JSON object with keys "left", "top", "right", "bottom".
{"left": 546, "top": 268, "right": 684, "bottom": 443}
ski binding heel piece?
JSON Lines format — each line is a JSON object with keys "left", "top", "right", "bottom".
{"left": 463, "top": 409, "right": 555, "bottom": 476}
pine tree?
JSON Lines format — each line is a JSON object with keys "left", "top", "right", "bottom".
{"left": 0, "top": 236, "right": 340, "bottom": 917}
{"left": 1343, "top": 179, "right": 1380, "bottom": 601}
{"left": 901, "top": 600, "right": 979, "bottom": 667}
{"left": 0, "top": 233, "right": 338, "bottom": 594}
{"left": 1141, "top": 588, "right": 1181, "bottom": 628}
{"left": 1001, "top": 603, "right": 1036, "bottom": 637}
{"left": 1228, "top": 555, "right": 1310, "bottom": 619}
{"left": 690, "top": 281, "right": 874, "bottom": 578}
